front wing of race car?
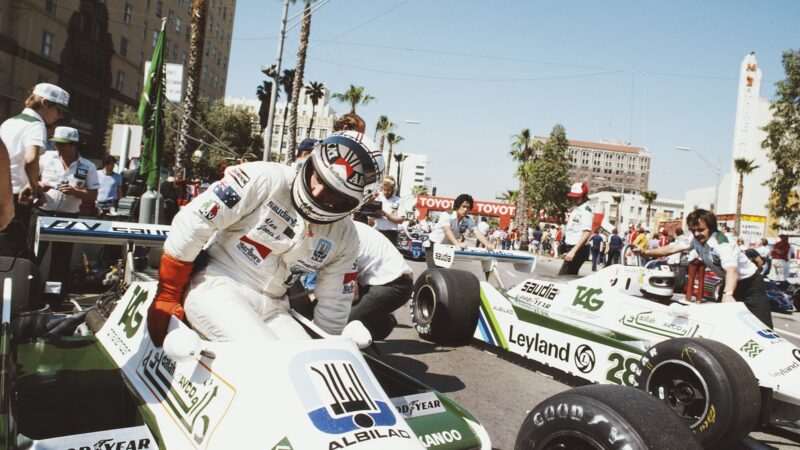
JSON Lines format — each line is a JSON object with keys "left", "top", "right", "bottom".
{"left": 3, "top": 282, "right": 490, "bottom": 450}
{"left": 473, "top": 272, "right": 800, "bottom": 429}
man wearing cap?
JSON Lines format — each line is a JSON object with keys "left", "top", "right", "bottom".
{"left": 559, "top": 182, "right": 594, "bottom": 275}
{"left": 0, "top": 83, "right": 69, "bottom": 258}
{"left": 374, "top": 175, "right": 406, "bottom": 245}
{"left": 35, "top": 126, "right": 98, "bottom": 293}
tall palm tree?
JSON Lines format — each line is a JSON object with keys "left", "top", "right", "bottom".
{"left": 612, "top": 195, "right": 623, "bottom": 227}
{"left": 374, "top": 115, "right": 395, "bottom": 155}
{"left": 641, "top": 191, "right": 658, "bottom": 230}
{"left": 734, "top": 158, "right": 759, "bottom": 236}
{"left": 510, "top": 128, "right": 534, "bottom": 249}
{"left": 277, "top": 68, "right": 295, "bottom": 162}
{"left": 287, "top": 0, "right": 316, "bottom": 162}
{"left": 331, "top": 85, "right": 375, "bottom": 113}
{"left": 174, "top": 0, "right": 207, "bottom": 180}
{"left": 501, "top": 190, "right": 519, "bottom": 203}
{"left": 255, "top": 80, "right": 275, "bottom": 132}
{"left": 304, "top": 81, "right": 325, "bottom": 137}
{"left": 394, "top": 153, "right": 408, "bottom": 193}
{"left": 386, "top": 132, "right": 403, "bottom": 175}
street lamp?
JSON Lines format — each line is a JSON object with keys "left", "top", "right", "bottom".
{"left": 675, "top": 146, "right": 722, "bottom": 212}
{"left": 261, "top": 0, "right": 291, "bottom": 162}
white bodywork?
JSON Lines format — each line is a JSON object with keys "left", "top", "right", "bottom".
{"left": 476, "top": 264, "right": 800, "bottom": 417}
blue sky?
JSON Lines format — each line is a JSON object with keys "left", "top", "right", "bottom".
{"left": 225, "top": 0, "right": 800, "bottom": 203}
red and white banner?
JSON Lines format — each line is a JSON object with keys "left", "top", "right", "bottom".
{"left": 416, "top": 195, "right": 516, "bottom": 227}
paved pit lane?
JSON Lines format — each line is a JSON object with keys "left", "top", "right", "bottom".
{"left": 377, "top": 253, "right": 800, "bottom": 449}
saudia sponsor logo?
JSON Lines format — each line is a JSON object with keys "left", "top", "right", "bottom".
{"left": 267, "top": 200, "right": 297, "bottom": 227}
{"left": 434, "top": 251, "right": 452, "bottom": 263}
{"left": 508, "top": 325, "right": 570, "bottom": 362}
{"left": 520, "top": 281, "right": 559, "bottom": 300}
{"left": 67, "top": 438, "right": 151, "bottom": 450}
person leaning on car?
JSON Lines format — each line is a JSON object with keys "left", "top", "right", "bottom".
{"left": 559, "top": 182, "right": 594, "bottom": 276}
{"left": 425, "top": 194, "right": 494, "bottom": 269}
{"left": 635, "top": 209, "right": 773, "bottom": 328}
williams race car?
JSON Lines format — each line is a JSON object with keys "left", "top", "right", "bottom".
{"left": 412, "top": 248, "right": 800, "bottom": 449}
{"left": 0, "top": 218, "right": 492, "bottom": 450}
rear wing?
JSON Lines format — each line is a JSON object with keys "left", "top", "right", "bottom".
{"left": 36, "top": 217, "right": 169, "bottom": 249}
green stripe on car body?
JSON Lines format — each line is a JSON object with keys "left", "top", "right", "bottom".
{"left": 479, "top": 287, "right": 509, "bottom": 350}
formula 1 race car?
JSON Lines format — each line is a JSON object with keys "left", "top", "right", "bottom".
{"left": 411, "top": 250, "right": 800, "bottom": 449}
{"left": 0, "top": 218, "right": 491, "bottom": 450}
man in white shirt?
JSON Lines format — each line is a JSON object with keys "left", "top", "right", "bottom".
{"left": 425, "top": 194, "right": 494, "bottom": 269}
{"left": 35, "top": 126, "right": 99, "bottom": 292}
{"left": 349, "top": 220, "right": 414, "bottom": 340}
{"left": 0, "top": 83, "right": 69, "bottom": 258}
{"left": 96, "top": 155, "right": 123, "bottom": 212}
{"left": 374, "top": 176, "right": 405, "bottom": 244}
{"left": 476, "top": 217, "right": 490, "bottom": 248}
{"left": 637, "top": 209, "right": 772, "bottom": 328}
{"left": 559, "top": 182, "right": 594, "bottom": 275}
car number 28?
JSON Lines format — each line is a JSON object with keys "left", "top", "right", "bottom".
{"left": 606, "top": 353, "right": 638, "bottom": 386}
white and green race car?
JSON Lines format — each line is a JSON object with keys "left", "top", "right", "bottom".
{"left": 412, "top": 245, "right": 800, "bottom": 449}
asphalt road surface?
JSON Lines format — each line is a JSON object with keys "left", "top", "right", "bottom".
{"left": 375, "top": 251, "right": 800, "bottom": 450}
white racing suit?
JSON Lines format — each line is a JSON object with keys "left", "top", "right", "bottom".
{"left": 164, "top": 162, "right": 359, "bottom": 340}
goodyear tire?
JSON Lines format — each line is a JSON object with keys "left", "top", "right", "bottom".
{"left": 634, "top": 338, "right": 760, "bottom": 449}
{"left": 410, "top": 268, "right": 481, "bottom": 344}
{"left": 515, "top": 385, "right": 701, "bottom": 450}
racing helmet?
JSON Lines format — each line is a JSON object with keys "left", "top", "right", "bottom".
{"left": 291, "top": 131, "right": 385, "bottom": 224}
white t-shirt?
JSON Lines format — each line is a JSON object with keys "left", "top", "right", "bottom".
{"left": 39, "top": 151, "right": 99, "bottom": 213}
{"left": 756, "top": 245, "right": 770, "bottom": 259}
{"left": 477, "top": 221, "right": 490, "bottom": 236}
{"left": 675, "top": 232, "right": 757, "bottom": 279}
{"left": 0, "top": 108, "right": 47, "bottom": 194}
{"left": 564, "top": 202, "right": 594, "bottom": 245}
{"left": 428, "top": 212, "right": 476, "bottom": 245}
{"left": 354, "top": 221, "right": 412, "bottom": 286}
{"left": 374, "top": 193, "right": 405, "bottom": 231}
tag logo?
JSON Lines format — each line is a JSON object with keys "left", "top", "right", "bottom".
{"left": 573, "top": 286, "right": 604, "bottom": 311}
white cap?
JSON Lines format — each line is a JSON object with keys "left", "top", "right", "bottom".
{"left": 50, "top": 126, "right": 79, "bottom": 143}
{"left": 32, "top": 83, "right": 70, "bottom": 111}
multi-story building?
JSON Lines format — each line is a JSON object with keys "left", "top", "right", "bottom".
{"left": 269, "top": 84, "right": 336, "bottom": 159}
{"left": 535, "top": 136, "right": 651, "bottom": 194}
{"left": 590, "top": 191, "right": 684, "bottom": 231}
{"left": 0, "top": 0, "right": 235, "bottom": 158}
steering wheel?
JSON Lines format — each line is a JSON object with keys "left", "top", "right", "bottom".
{"left": 622, "top": 244, "right": 641, "bottom": 267}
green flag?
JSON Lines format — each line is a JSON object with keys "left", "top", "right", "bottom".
{"left": 138, "top": 20, "right": 167, "bottom": 190}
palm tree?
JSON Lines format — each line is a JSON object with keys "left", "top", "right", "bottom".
{"left": 304, "top": 81, "right": 325, "bottom": 137}
{"left": 641, "top": 191, "right": 658, "bottom": 230}
{"left": 510, "top": 128, "right": 534, "bottom": 249}
{"left": 733, "top": 158, "right": 759, "bottom": 236}
{"left": 287, "top": 0, "right": 316, "bottom": 162}
{"left": 394, "top": 153, "right": 408, "bottom": 193}
{"left": 385, "top": 132, "right": 403, "bottom": 175}
{"left": 331, "top": 85, "right": 375, "bottom": 113}
{"left": 501, "top": 190, "right": 519, "bottom": 203}
{"left": 374, "top": 115, "right": 395, "bottom": 155}
{"left": 277, "top": 68, "right": 295, "bottom": 162}
{"left": 612, "top": 195, "right": 623, "bottom": 227}
{"left": 411, "top": 185, "right": 428, "bottom": 196}
{"left": 255, "top": 80, "right": 275, "bottom": 132}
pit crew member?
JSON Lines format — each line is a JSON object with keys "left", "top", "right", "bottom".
{"left": 146, "top": 131, "right": 385, "bottom": 345}
{"left": 636, "top": 209, "right": 773, "bottom": 328}
{"left": 349, "top": 217, "right": 414, "bottom": 341}
{"left": 424, "top": 193, "right": 494, "bottom": 269}
{"left": 374, "top": 176, "right": 405, "bottom": 244}
{"left": 559, "top": 182, "right": 594, "bottom": 276}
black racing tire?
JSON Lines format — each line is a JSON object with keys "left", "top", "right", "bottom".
{"left": 515, "top": 384, "right": 701, "bottom": 450}
{"left": 634, "top": 338, "right": 760, "bottom": 449}
{"left": 410, "top": 268, "right": 481, "bottom": 345}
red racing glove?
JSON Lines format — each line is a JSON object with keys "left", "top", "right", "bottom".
{"left": 147, "top": 252, "right": 194, "bottom": 347}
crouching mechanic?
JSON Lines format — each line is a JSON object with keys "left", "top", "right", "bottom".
{"left": 349, "top": 217, "right": 414, "bottom": 341}
{"left": 146, "top": 131, "right": 385, "bottom": 345}
{"left": 636, "top": 209, "right": 773, "bottom": 328}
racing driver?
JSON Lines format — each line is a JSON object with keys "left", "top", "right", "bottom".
{"left": 147, "top": 131, "right": 385, "bottom": 345}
